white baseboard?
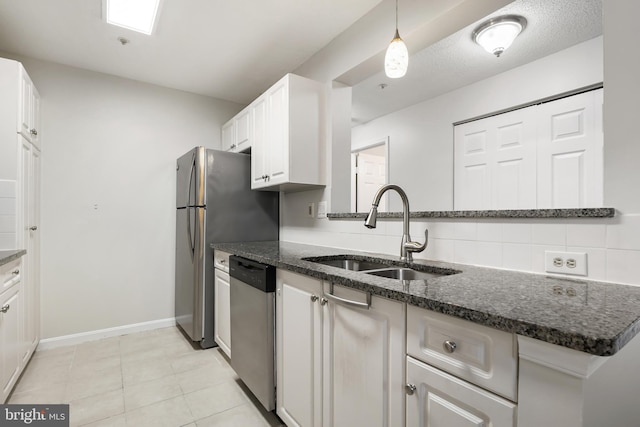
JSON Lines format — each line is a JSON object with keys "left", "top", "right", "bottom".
{"left": 37, "top": 317, "right": 177, "bottom": 351}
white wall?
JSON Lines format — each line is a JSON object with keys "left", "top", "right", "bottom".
{"left": 1, "top": 53, "right": 242, "bottom": 339}
{"left": 281, "top": 3, "right": 640, "bottom": 287}
{"left": 352, "top": 36, "right": 603, "bottom": 212}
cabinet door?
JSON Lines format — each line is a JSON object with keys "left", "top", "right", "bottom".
{"left": 276, "top": 270, "right": 323, "bottom": 427}
{"left": 17, "top": 67, "right": 39, "bottom": 146}
{"left": 1, "top": 286, "right": 22, "bottom": 403}
{"left": 19, "top": 140, "right": 39, "bottom": 361}
{"left": 322, "top": 285, "right": 405, "bottom": 427}
{"left": 221, "top": 120, "right": 234, "bottom": 152}
{"left": 406, "top": 356, "right": 516, "bottom": 427}
{"left": 251, "top": 97, "right": 269, "bottom": 188}
{"left": 234, "top": 109, "right": 251, "bottom": 152}
{"left": 266, "top": 80, "right": 289, "bottom": 185}
{"left": 214, "top": 268, "right": 231, "bottom": 358}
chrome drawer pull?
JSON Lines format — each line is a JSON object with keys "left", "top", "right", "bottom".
{"left": 405, "top": 383, "right": 417, "bottom": 395}
{"left": 12, "top": 270, "right": 20, "bottom": 275}
{"left": 1, "top": 304, "right": 9, "bottom": 313}
{"left": 310, "top": 294, "right": 319, "bottom": 302}
{"left": 444, "top": 340, "right": 457, "bottom": 353}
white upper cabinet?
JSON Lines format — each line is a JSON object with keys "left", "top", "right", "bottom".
{"left": 454, "top": 89, "right": 603, "bottom": 210}
{"left": 18, "top": 66, "right": 40, "bottom": 149}
{"left": 221, "top": 120, "right": 234, "bottom": 152}
{"left": 234, "top": 108, "right": 251, "bottom": 153}
{"left": 250, "top": 73, "right": 325, "bottom": 191}
{"left": 222, "top": 73, "right": 325, "bottom": 191}
{"left": 221, "top": 107, "right": 252, "bottom": 153}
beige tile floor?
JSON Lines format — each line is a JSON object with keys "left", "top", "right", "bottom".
{"left": 8, "top": 327, "right": 285, "bottom": 427}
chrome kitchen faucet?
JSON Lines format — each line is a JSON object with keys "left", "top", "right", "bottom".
{"left": 364, "top": 184, "right": 428, "bottom": 262}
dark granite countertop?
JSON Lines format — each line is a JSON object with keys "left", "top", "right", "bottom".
{"left": 328, "top": 207, "right": 615, "bottom": 219}
{"left": 0, "top": 250, "right": 26, "bottom": 267}
{"left": 212, "top": 241, "right": 640, "bottom": 357}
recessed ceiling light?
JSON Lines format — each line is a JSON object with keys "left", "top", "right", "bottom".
{"left": 104, "top": 0, "right": 162, "bottom": 35}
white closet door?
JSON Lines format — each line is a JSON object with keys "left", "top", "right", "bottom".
{"left": 537, "top": 89, "right": 603, "bottom": 208}
{"left": 454, "top": 122, "right": 493, "bottom": 210}
{"left": 454, "top": 108, "right": 536, "bottom": 210}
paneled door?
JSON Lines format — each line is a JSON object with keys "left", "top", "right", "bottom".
{"left": 536, "top": 89, "right": 603, "bottom": 208}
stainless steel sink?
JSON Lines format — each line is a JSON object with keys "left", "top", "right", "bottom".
{"left": 303, "top": 256, "right": 390, "bottom": 271}
{"left": 365, "top": 268, "right": 448, "bottom": 281}
{"left": 303, "top": 255, "right": 460, "bottom": 281}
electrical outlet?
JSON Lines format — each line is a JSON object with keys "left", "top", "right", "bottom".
{"left": 307, "top": 203, "right": 315, "bottom": 218}
{"left": 317, "top": 201, "right": 327, "bottom": 218}
{"left": 545, "top": 251, "right": 588, "bottom": 276}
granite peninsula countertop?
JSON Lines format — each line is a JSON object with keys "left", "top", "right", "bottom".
{"left": 0, "top": 249, "right": 26, "bottom": 267}
{"left": 327, "top": 207, "right": 616, "bottom": 219}
{"left": 212, "top": 241, "right": 640, "bottom": 357}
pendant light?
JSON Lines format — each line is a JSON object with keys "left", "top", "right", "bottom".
{"left": 384, "top": 0, "right": 408, "bottom": 78}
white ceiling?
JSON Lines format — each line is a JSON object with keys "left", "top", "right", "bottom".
{"left": 0, "top": 0, "right": 602, "bottom": 122}
{"left": 350, "top": 0, "right": 603, "bottom": 124}
{"left": 0, "top": 0, "right": 383, "bottom": 105}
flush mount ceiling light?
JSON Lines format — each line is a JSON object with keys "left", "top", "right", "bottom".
{"left": 104, "top": 0, "right": 162, "bottom": 35}
{"left": 473, "top": 15, "right": 527, "bottom": 57}
{"left": 384, "top": 0, "right": 408, "bottom": 78}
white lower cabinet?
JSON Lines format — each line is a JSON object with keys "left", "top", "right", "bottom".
{"left": 214, "top": 268, "right": 231, "bottom": 358}
{"left": 1, "top": 260, "right": 22, "bottom": 403}
{"left": 406, "top": 305, "right": 517, "bottom": 427}
{"left": 406, "top": 356, "right": 516, "bottom": 427}
{"left": 214, "top": 250, "right": 232, "bottom": 358}
{"left": 276, "top": 270, "right": 323, "bottom": 427}
{"left": 276, "top": 270, "right": 405, "bottom": 427}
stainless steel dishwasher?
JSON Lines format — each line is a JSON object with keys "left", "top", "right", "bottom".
{"left": 229, "top": 255, "right": 276, "bottom": 411}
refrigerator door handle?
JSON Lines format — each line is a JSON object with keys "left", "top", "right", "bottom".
{"left": 187, "top": 154, "right": 196, "bottom": 259}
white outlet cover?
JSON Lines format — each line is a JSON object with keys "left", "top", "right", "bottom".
{"left": 545, "top": 251, "right": 588, "bottom": 276}
{"left": 317, "top": 201, "right": 327, "bottom": 218}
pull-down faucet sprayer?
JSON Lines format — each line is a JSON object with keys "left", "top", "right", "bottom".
{"left": 364, "top": 184, "right": 428, "bottom": 262}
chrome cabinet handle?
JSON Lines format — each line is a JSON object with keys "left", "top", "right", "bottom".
{"left": 1, "top": 304, "right": 9, "bottom": 313}
{"left": 30, "top": 226, "right": 38, "bottom": 231}
{"left": 310, "top": 295, "right": 319, "bottom": 302}
{"left": 30, "top": 129, "right": 38, "bottom": 136}
{"left": 405, "top": 384, "right": 417, "bottom": 395}
{"left": 12, "top": 270, "right": 19, "bottom": 275}
{"left": 320, "top": 298, "right": 328, "bottom": 306}
{"left": 444, "top": 340, "right": 457, "bottom": 353}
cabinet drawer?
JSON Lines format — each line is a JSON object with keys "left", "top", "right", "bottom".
{"left": 407, "top": 305, "right": 517, "bottom": 401}
{"left": 407, "top": 356, "right": 516, "bottom": 427}
{"left": 1, "top": 259, "right": 21, "bottom": 292}
{"left": 214, "top": 250, "right": 231, "bottom": 272}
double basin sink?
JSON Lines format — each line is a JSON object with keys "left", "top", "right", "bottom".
{"left": 302, "top": 255, "right": 460, "bottom": 281}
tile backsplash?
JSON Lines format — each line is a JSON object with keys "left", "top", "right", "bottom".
{"left": 281, "top": 213, "right": 640, "bottom": 286}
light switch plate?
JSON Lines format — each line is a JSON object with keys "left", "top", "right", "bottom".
{"left": 317, "top": 201, "right": 327, "bottom": 218}
{"left": 545, "top": 251, "right": 588, "bottom": 276}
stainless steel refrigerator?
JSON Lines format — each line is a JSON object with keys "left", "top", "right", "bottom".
{"left": 175, "top": 147, "right": 278, "bottom": 348}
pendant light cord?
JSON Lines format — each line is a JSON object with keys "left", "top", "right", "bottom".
{"left": 395, "top": 0, "right": 399, "bottom": 31}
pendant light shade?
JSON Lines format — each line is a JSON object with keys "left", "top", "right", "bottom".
{"left": 384, "top": 0, "right": 408, "bottom": 78}
{"left": 473, "top": 15, "right": 526, "bottom": 57}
